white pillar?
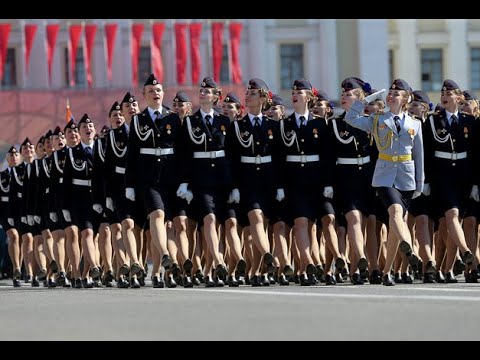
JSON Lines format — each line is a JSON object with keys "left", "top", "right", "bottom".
{"left": 246, "top": 20, "right": 266, "bottom": 82}
{"left": 396, "top": 19, "right": 420, "bottom": 90}
{"left": 357, "top": 19, "right": 390, "bottom": 90}
{"left": 446, "top": 19, "right": 468, "bottom": 89}
{"left": 315, "top": 19, "right": 338, "bottom": 100}
{"left": 29, "top": 20, "right": 49, "bottom": 88}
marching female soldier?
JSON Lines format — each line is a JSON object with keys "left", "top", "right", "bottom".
{"left": 345, "top": 78, "right": 422, "bottom": 286}
{"left": 423, "top": 80, "right": 477, "bottom": 283}
{"left": 176, "top": 77, "right": 230, "bottom": 287}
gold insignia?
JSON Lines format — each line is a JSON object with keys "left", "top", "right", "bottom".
{"left": 174, "top": 98, "right": 178, "bottom": 102}
{"left": 293, "top": 85, "right": 297, "bottom": 90}
{"left": 220, "top": 125, "right": 226, "bottom": 132}
{"left": 166, "top": 124, "right": 171, "bottom": 130}
{"left": 268, "top": 129, "right": 273, "bottom": 139}
{"left": 408, "top": 129, "right": 415, "bottom": 136}
{"left": 464, "top": 126, "right": 469, "bottom": 138}
{"left": 379, "top": 124, "right": 386, "bottom": 130}
{"left": 202, "top": 82, "right": 206, "bottom": 87}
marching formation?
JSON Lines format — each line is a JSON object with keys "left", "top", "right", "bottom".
{"left": 1, "top": 73, "right": 479, "bottom": 289}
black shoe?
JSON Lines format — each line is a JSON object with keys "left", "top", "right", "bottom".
{"left": 308, "top": 274, "right": 319, "bottom": 285}
{"left": 335, "top": 273, "right": 344, "bottom": 284}
{"left": 401, "top": 272, "right": 413, "bottom": 284}
{"left": 267, "top": 274, "right": 276, "bottom": 285}
{"left": 435, "top": 271, "right": 446, "bottom": 283}
{"left": 278, "top": 274, "right": 289, "bottom": 286}
{"left": 205, "top": 276, "right": 216, "bottom": 288}
{"left": 117, "top": 277, "right": 130, "bottom": 288}
{"left": 195, "top": 270, "right": 204, "bottom": 284}
{"left": 63, "top": 277, "right": 72, "bottom": 288}
{"left": 152, "top": 276, "right": 164, "bottom": 288}
{"left": 166, "top": 274, "right": 177, "bottom": 288}
{"left": 306, "top": 263, "right": 317, "bottom": 276}
{"left": 25, "top": 275, "right": 32, "bottom": 284}
{"left": 31, "top": 278, "right": 40, "bottom": 287}
{"left": 193, "top": 277, "right": 201, "bottom": 286}
{"left": 399, "top": 241, "right": 419, "bottom": 269}
{"left": 236, "top": 259, "right": 246, "bottom": 274}
{"left": 325, "top": 274, "right": 337, "bottom": 286}
{"left": 352, "top": 273, "right": 364, "bottom": 285}
{"left": 262, "top": 252, "right": 276, "bottom": 273}
{"left": 358, "top": 257, "right": 368, "bottom": 273}
{"left": 82, "top": 278, "right": 94, "bottom": 288}
{"left": 48, "top": 279, "right": 58, "bottom": 288}
{"left": 103, "top": 270, "right": 114, "bottom": 287}
{"left": 89, "top": 267, "right": 101, "bottom": 279}
{"left": 119, "top": 264, "right": 130, "bottom": 276}
{"left": 130, "top": 263, "right": 142, "bottom": 276}
{"left": 250, "top": 275, "right": 262, "bottom": 287}
{"left": 260, "top": 274, "right": 270, "bottom": 286}
{"left": 369, "top": 270, "right": 383, "bottom": 285}
{"left": 445, "top": 272, "right": 458, "bottom": 283}
{"left": 183, "top": 259, "right": 193, "bottom": 274}
{"left": 300, "top": 274, "right": 310, "bottom": 286}
{"left": 170, "top": 263, "right": 181, "bottom": 276}
{"left": 237, "top": 276, "right": 245, "bottom": 285}
{"left": 215, "top": 264, "right": 228, "bottom": 278}
{"left": 335, "top": 257, "right": 346, "bottom": 271}
{"left": 423, "top": 273, "right": 436, "bottom": 283}
{"left": 394, "top": 273, "right": 402, "bottom": 283}
{"left": 454, "top": 259, "right": 466, "bottom": 275}
{"left": 74, "top": 278, "right": 83, "bottom": 289}
{"left": 183, "top": 276, "right": 193, "bottom": 288}
{"left": 315, "top": 265, "right": 324, "bottom": 277}
{"left": 37, "top": 268, "right": 48, "bottom": 281}
{"left": 130, "top": 278, "right": 141, "bottom": 288}
{"left": 161, "top": 254, "right": 173, "bottom": 269}
{"left": 383, "top": 273, "right": 395, "bottom": 286}
{"left": 463, "top": 251, "right": 475, "bottom": 266}
{"left": 13, "top": 279, "right": 21, "bottom": 287}
{"left": 466, "top": 272, "right": 479, "bottom": 283}
{"left": 50, "top": 260, "right": 59, "bottom": 273}
{"left": 425, "top": 260, "right": 436, "bottom": 275}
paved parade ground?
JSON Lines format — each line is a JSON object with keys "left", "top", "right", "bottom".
{"left": 0, "top": 278, "right": 479, "bottom": 341}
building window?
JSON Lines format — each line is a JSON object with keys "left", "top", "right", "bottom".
{"left": 388, "top": 49, "right": 394, "bottom": 84}
{"left": 471, "top": 48, "right": 480, "bottom": 90}
{"left": 280, "top": 44, "right": 304, "bottom": 90}
{"left": 220, "top": 44, "right": 229, "bottom": 83}
{"left": 421, "top": 49, "right": 443, "bottom": 92}
{"left": 1, "top": 48, "right": 17, "bottom": 88}
{"left": 138, "top": 46, "right": 151, "bottom": 85}
{"left": 65, "top": 47, "right": 86, "bottom": 88}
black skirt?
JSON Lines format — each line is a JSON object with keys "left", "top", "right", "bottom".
{"left": 287, "top": 185, "right": 335, "bottom": 222}
{"left": 376, "top": 186, "right": 413, "bottom": 218}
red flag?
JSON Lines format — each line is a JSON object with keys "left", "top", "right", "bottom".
{"left": 131, "top": 23, "right": 144, "bottom": 87}
{"left": 0, "top": 24, "right": 11, "bottom": 82}
{"left": 45, "top": 24, "right": 60, "bottom": 85}
{"left": 229, "top": 23, "right": 243, "bottom": 84}
{"left": 66, "top": 98, "right": 73, "bottom": 122}
{"left": 189, "top": 23, "right": 202, "bottom": 85}
{"left": 104, "top": 23, "right": 118, "bottom": 82}
{"left": 84, "top": 24, "right": 97, "bottom": 88}
{"left": 175, "top": 23, "right": 187, "bottom": 85}
{"left": 68, "top": 24, "right": 83, "bottom": 87}
{"left": 211, "top": 22, "right": 224, "bottom": 83}
{"left": 24, "top": 24, "right": 37, "bottom": 77}
{"left": 151, "top": 22, "right": 165, "bottom": 84}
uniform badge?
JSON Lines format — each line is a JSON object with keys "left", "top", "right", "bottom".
{"left": 221, "top": 125, "right": 226, "bottom": 135}
{"left": 379, "top": 124, "right": 386, "bottom": 130}
{"left": 76, "top": 159, "right": 82, "bottom": 165}
{"left": 143, "top": 125, "right": 149, "bottom": 131}
{"left": 166, "top": 124, "right": 172, "bottom": 134}
{"left": 313, "top": 128, "right": 318, "bottom": 138}
{"left": 268, "top": 129, "right": 273, "bottom": 139}
{"left": 244, "top": 131, "right": 250, "bottom": 137}
{"left": 464, "top": 127, "right": 469, "bottom": 138}
{"left": 408, "top": 128, "right": 415, "bottom": 139}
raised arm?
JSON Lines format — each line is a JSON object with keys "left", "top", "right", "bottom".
{"left": 344, "top": 100, "right": 374, "bottom": 133}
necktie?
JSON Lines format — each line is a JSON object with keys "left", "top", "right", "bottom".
{"left": 154, "top": 110, "right": 161, "bottom": 122}
{"left": 394, "top": 116, "right": 401, "bottom": 133}
{"left": 205, "top": 115, "right": 212, "bottom": 129}
{"left": 450, "top": 114, "right": 458, "bottom": 132}
{"left": 299, "top": 116, "right": 306, "bottom": 129}
{"left": 253, "top": 116, "right": 261, "bottom": 128}
{"left": 84, "top": 146, "right": 93, "bottom": 165}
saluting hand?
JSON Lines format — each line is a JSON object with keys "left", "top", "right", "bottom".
{"left": 323, "top": 186, "right": 334, "bottom": 199}
{"left": 364, "top": 89, "right": 387, "bottom": 103}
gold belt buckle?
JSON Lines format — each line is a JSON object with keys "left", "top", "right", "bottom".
{"left": 391, "top": 155, "right": 398, "bottom": 162}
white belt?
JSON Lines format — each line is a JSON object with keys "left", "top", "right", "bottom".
{"left": 72, "top": 179, "right": 91, "bottom": 187}
{"left": 337, "top": 156, "right": 371, "bottom": 165}
{"left": 434, "top": 151, "right": 467, "bottom": 161}
{"left": 46, "top": 188, "right": 49, "bottom": 194}
{"left": 17, "top": 192, "right": 22, "bottom": 198}
{"left": 140, "top": 148, "right": 174, "bottom": 156}
{"left": 115, "top": 166, "right": 126, "bottom": 174}
{"left": 1, "top": 196, "right": 8, "bottom": 202}
{"left": 240, "top": 155, "right": 272, "bottom": 164}
{"left": 193, "top": 150, "right": 225, "bottom": 159}
{"left": 59, "top": 177, "right": 63, "bottom": 184}
{"left": 286, "top": 155, "right": 320, "bottom": 163}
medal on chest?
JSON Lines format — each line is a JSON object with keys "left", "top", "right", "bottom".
{"left": 166, "top": 124, "right": 172, "bottom": 135}
{"left": 464, "top": 127, "right": 469, "bottom": 138}
{"left": 268, "top": 129, "right": 273, "bottom": 139}
{"left": 313, "top": 128, "right": 318, "bottom": 138}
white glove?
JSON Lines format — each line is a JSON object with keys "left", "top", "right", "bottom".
{"left": 412, "top": 191, "right": 422, "bottom": 199}
{"left": 49, "top": 212, "right": 58, "bottom": 223}
{"left": 185, "top": 190, "right": 194, "bottom": 205}
{"left": 323, "top": 186, "right": 334, "bottom": 199}
{"left": 364, "top": 89, "right": 387, "bottom": 103}
{"left": 62, "top": 209, "right": 71, "bottom": 223}
{"left": 176, "top": 183, "right": 189, "bottom": 199}
{"left": 422, "top": 183, "right": 431, "bottom": 196}
{"left": 125, "top": 188, "right": 135, "bottom": 202}
{"left": 231, "top": 188, "right": 240, "bottom": 204}
{"left": 92, "top": 204, "right": 103, "bottom": 214}
{"left": 34, "top": 216, "right": 41, "bottom": 224}
{"left": 21, "top": 216, "right": 27, "bottom": 224}
{"left": 27, "top": 215, "right": 34, "bottom": 226}
{"left": 106, "top": 197, "right": 114, "bottom": 211}
{"left": 7, "top": 218, "right": 14, "bottom": 227}
{"left": 276, "top": 188, "right": 285, "bottom": 202}
{"left": 471, "top": 185, "right": 480, "bottom": 202}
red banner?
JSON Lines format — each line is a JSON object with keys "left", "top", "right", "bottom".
{"left": 84, "top": 24, "right": 97, "bottom": 88}
{"left": 211, "top": 22, "right": 224, "bottom": 83}
{"left": 68, "top": 24, "right": 83, "bottom": 87}
{"left": 0, "top": 24, "right": 11, "bottom": 82}
{"left": 189, "top": 23, "right": 202, "bottom": 85}
{"left": 229, "top": 23, "right": 243, "bottom": 84}
{"left": 131, "top": 23, "right": 144, "bottom": 87}
{"left": 151, "top": 22, "right": 165, "bottom": 84}
{"left": 24, "top": 24, "right": 37, "bottom": 77}
{"left": 175, "top": 23, "right": 187, "bottom": 85}
{"left": 45, "top": 24, "right": 60, "bottom": 85}
{"left": 104, "top": 23, "right": 118, "bottom": 82}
